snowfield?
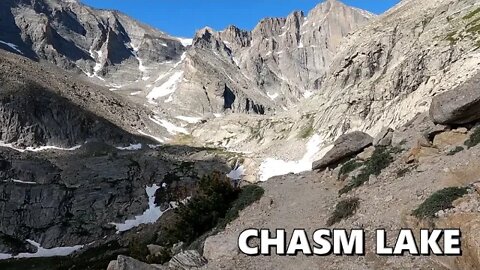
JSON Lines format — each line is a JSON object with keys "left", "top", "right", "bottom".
{"left": 227, "top": 165, "right": 245, "bottom": 180}
{"left": 111, "top": 184, "right": 169, "bottom": 233}
{"left": 0, "top": 40, "right": 22, "bottom": 54}
{"left": 0, "top": 240, "right": 83, "bottom": 260}
{"left": 147, "top": 71, "right": 184, "bottom": 100}
{"left": 0, "top": 142, "right": 82, "bottom": 153}
{"left": 150, "top": 116, "right": 189, "bottom": 135}
{"left": 259, "top": 134, "right": 332, "bottom": 181}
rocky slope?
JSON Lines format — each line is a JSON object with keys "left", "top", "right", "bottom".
{"left": 0, "top": 0, "right": 374, "bottom": 117}
{"left": 191, "top": 0, "right": 480, "bottom": 181}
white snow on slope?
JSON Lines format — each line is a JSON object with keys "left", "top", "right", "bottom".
{"left": 227, "top": 165, "right": 245, "bottom": 180}
{"left": 303, "top": 90, "right": 314, "bottom": 98}
{"left": 116, "top": 143, "right": 143, "bottom": 151}
{"left": 111, "top": 184, "right": 170, "bottom": 233}
{"left": 150, "top": 116, "right": 189, "bottom": 135}
{"left": 0, "top": 142, "right": 82, "bottom": 153}
{"left": 3, "top": 179, "right": 37, "bottom": 185}
{"left": 147, "top": 71, "right": 184, "bottom": 100}
{"left": 178, "top": 38, "right": 193, "bottom": 46}
{"left": 0, "top": 40, "right": 22, "bottom": 54}
{"left": 0, "top": 240, "right": 83, "bottom": 260}
{"left": 259, "top": 134, "right": 332, "bottom": 181}
{"left": 267, "top": 92, "right": 279, "bottom": 100}
{"left": 138, "top": 130, "right": 165, "bottom": 144}
{"left": 175, "top": 116, "right": 202, "bottom": 124}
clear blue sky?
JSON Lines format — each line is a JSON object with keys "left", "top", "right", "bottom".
{"left": 81, "top": 0, "right": 400, "bottom": 38}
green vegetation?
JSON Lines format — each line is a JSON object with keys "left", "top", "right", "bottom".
{"left": 298, "top": 119, "right": 315, "bottom": 139}
{"left": 338, "top": 159, "right": 363, "bottom": 180}
{"left": 327, "top": 198, "right": 360, "bottom": 226}
{"left": 463, "top": 7, "right": 480, "bottom": 20}
{"left": 413, "top": 187, "right": 468, "bottom": 219}
{"left": 219, "top": 185, "right": 265, "bottom": 229}
{"left": 339, "top": 147, "right": 401, "bottom": 195}
{"left": 446, "top": 31, "right": 459, "bottom": 44}
{"left": 465, "top": 128, "right": 480, "bottom": 148}
{"left": 447, "top": 146, "right": 464, "bottom": 156}
{"left": 163, "top": 173, "right": 264, "bottom": 254}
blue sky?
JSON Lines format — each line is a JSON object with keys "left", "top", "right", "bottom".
{"left": 81, "top": 0, "right": 400, "bottom": 38}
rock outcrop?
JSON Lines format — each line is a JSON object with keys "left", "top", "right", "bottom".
{"left": 168, "top": 250, "right": 208, "bottom": 270}
{"left": 430, "top": 72, "right": 480, "bottom": 125}
{"left": 313, "top": 131, "right": 373, "bottom": 170}
{"left": 107, "top": 255, "right": 165, "bottom": 270}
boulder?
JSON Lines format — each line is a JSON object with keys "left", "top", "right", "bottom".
{"left": 169, "top": 250, "right": 208, "bottom": 270}
{"left": 430, "top": 73, "right": 480, "bottom": 125}
{"left": 373, "top": 127, "right": 393, "bottom": 146}
{"left": 433, "top": 131, "right": 468, "bottom": 150}
{"left": 203, "top": 233, "right": 239, "bottom": 262}
{"left": 107, "top": 255, "right": 166, "bottom": 270}
{"left": 313, "top": 131, "right": 373, "bottom": 170}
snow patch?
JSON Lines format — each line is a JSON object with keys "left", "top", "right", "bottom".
{"left": 227, "top": 165, "right": 245, "bottom": 180}
{"left": 3, "top": 179, "right": 37, "bottom": 185}
{"left": 116, "top": 143, "right": 142, "bottom": 151}
{"left": 303, "top": 90, "right": 314, "bottom": 98}
{"left": 178, "top": 38, "right": 193, "bottom": 47}
{"left": 111, "top": 184, "right": 169, "bottom": 233}
{"left": 147, "top": 71, "right": 184, "bottom": 100}
{"left": 175, "top": 116, "right": 202, "bottom": 124}
{"left": 0, "top": 40, "right": 22, "bottom": 54}
{"left": 138, "top": 130, "right": 165, "bottom": 143}
{"left": 267, "top": 92, "right": 279, "bottom": 100}
{"left": 150, "top": 116, "right": 189, "bottom": 135}
{"left": 259, "top": 134, "right": 324, "bottom": 181}
{"left": 0, "top": 142, "right": 82, "bottom": 153}
{"left": 0, "top": 240, "right": 83, "bottom": 260}
{"left": 130, "top": 91, "right": 142, "bottom": 96}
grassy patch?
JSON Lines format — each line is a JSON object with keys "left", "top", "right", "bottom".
{"left": 447, "top": 146, "right": 464, "bottom": 156}
{"left": 339, "top": 147, "right": 400, "bottom": 195}
{"left": 412, "top": 187, "right": 468, "bottom": 219}
{"left": 338, "top": 159, "right": 363, "bottom": 180}
{"left": 298, "top": 119, "right": 315, "bottom": 139}
{"left": 446, "top": 31, "right": 459, "bottom": 44}
{"left": 463, "top": 7, "right": 480, "bottom": 20}
{"left": 465, "top": 128, "right": 480, "bottom": 148}
{"left": 327, "top": 198, "right": 360, "bottom": 226}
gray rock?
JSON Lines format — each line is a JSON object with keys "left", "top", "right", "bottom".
{"left": 107, "top": 255, "right": 166, "bottom": 270}
{"left": 313, "top": 131, "right": 373, "bottom": 170}
{"left": 373, "top": 127, "right": 393, "bottom": 146}
{"left": 430, "top": 72, "right": 480, "bottom": 125}
{"left": 147, "top": 245, "right": 168, "bottom": 256}
{"left": 169, "top": 250, "right": 208, "bottom": 270}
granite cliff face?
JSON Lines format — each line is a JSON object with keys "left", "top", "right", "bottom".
{"left": 167, "top": 0, "right": 374, "bottom": 114}
{"left": 0, "top": 0, "right": 186, "bottom": 85}
{"left": 0, "top": 0, "right": 373, "bottom": 117}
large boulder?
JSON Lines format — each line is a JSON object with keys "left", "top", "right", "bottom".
{"left": 430, "top": 73, "right": 480, "bottom": 125}
{"left": 313, "top": 131, "right": 373, "bottom": 170}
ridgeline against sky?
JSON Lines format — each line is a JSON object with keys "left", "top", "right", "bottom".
{"left": 81, "top": 0, "right": 400, "bottom": 37}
